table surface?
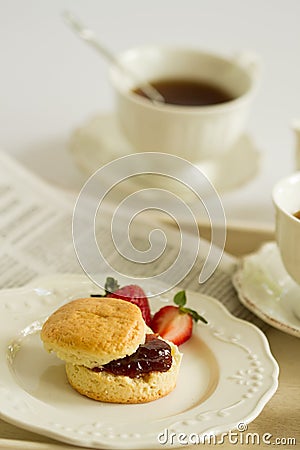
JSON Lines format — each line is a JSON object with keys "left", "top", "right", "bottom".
{"left": 0, "top": 1, "right": 299, "bottom": 449}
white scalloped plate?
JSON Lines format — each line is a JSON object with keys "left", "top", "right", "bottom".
{"left": 0, "top": 274, "right": 278, "bottom": 449}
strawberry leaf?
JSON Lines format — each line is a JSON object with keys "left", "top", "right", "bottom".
{"left": 104, "top": 277, "right": 120, "bottom": 294}
{"left": 180, "top": 306, "right": 208, "bottom": 324}
{"left": 173, "top": 290, "right": 186, "bottom": 307}
{"left": 173, "top": 290, "right": 208, "bottom": 324}
{"left": 90, "top": 277, "right": 120, "bottom": 297}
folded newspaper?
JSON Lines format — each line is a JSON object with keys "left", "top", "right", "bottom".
{"left": 0, "top": 150, "right": 266, "bottom": 330}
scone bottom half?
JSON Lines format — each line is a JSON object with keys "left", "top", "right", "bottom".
{"left": 41, "top": 296, "right": 182, "bottom": 403}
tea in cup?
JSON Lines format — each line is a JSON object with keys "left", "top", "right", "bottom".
{"left": 110, "top": 46, "right": 260, "bottom": 162}
{"left": 272, "top": 172, "right": 300, "bottom": 284}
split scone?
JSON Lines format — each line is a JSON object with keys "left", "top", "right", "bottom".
{"left": 41, "top": 296, "right": 182, "bottom": 403}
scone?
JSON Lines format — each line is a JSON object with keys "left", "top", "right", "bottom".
{"left": 41, "top": 296, "right": 182, "bottom": 403}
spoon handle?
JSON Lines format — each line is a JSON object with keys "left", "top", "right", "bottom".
{"left": 62, "top": 11, "right": 164, "bottom": 103}
{"left": 63, "top": 12, "right": 115, "bottom": 64}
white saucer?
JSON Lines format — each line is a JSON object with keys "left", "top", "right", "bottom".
{"left": 69, "top": 113, "right": 260, "bottom": 195}
{"left": 233, "top": 242, "right": 300, "bottom": 337}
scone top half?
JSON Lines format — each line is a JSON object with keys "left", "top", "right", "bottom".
{"left": 41, "top": 297, "right": 146, "bottom": 368}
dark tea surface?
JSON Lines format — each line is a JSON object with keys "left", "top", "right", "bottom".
{"left": 132, "top": 78, "right": 235, "bottom": 106}
{"left": 293, "top": 210, "right": 300, "bottom": 220}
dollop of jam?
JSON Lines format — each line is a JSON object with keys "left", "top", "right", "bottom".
{"left": 92, "top": 334, "right": 172, "bottom": 378}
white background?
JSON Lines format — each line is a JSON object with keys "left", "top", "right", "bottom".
{"left": 0, "top": 0, "right": 299, "bottom": 225}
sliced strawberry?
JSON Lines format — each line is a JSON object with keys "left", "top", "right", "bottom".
{"left": 151, "top": 305, "right": 193, "bottom": 346}
{"left": 107, "top": 284, "right": 152, "bottom": 326}
{"left": 151, "top": 291, "right": 208, "bottom": 346}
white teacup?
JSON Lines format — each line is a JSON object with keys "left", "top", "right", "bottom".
{"left": 110, "top": 46, "right": 260, "bottom": 162}
{"left": 273, "top": 172, "right": 300, "bottom": 284}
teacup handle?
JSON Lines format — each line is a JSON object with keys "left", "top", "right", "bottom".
{"left": 232, "top": 51, "right": 261, "bottom": 80}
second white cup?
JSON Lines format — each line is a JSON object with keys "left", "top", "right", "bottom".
{"left": 273, "top": 172, "right": 300, "bottom": 285}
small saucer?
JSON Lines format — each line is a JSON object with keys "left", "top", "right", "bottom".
{"left": 69, "top": 113, "right": 260, "bottom": 195}
{"left": 232, "top": 242, "right": 300, "bottom": 337}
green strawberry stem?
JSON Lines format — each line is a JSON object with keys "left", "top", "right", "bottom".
{"left": 174, "top": 290, "right": 208, "bottom": 324}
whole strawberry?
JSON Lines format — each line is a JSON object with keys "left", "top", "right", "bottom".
{"left": 91, "top": 277, "right": 152, "bottom": 326}
{"left": 151, "top": 291, "right": 207, "bottom": 346}
{"left": 107, "top": 284, "right": 152, "bottom": 327}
